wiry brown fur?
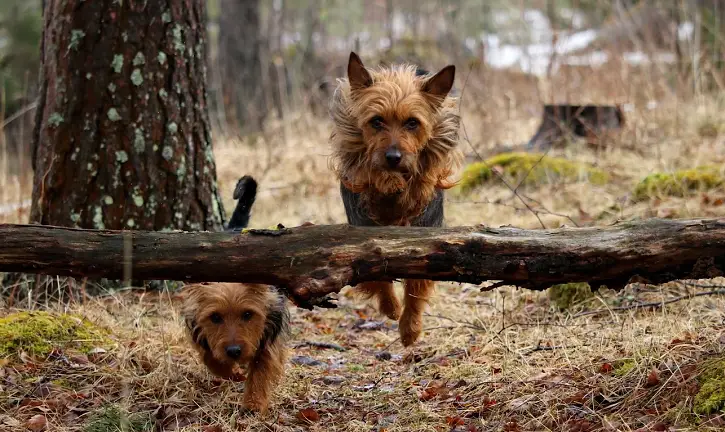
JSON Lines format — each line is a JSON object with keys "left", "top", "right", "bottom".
{"left": 329, "top": 57, "right": 463, "bottom": 225}
{"left": 181, "top": 282, "right": 289, "bottom": 414}
{"left": 329, "top": 53, "right": 463, "bottom": 346}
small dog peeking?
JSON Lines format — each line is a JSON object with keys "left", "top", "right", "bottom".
{"left": 181, "top": 176, "right": 290, "bottom": 414}
{"left": 330, "top": 52, "right": 463, "bottom": 347}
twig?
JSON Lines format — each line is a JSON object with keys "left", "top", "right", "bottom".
{"left": 523, "top": 344, "right": 568, "bottom": 356}
{"left": 293, "top": 341, "right": 347, "bottom": 352}
{"left": 572, "top": 289, "right": 725, "bottom": 318}
{"left": 0, "top": 101, "right": 37, "bottom": 130}
{"left": 447, "top": 198, "right": 580, "bottom": 227}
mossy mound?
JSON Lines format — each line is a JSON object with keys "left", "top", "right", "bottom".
{"left": 548, "top": 282, "right": 593, "bottom": 310}
{"left": 84, "top": 405, "right": 152, "bottom": 432}
{"left": 632, "top": 165, "right": 724, "bottom": 201}
{"left": 456, "top": 152, "right": 609, "bottom": 194}
{"left": 613, "top": 359, "right": 637, "bottom": 377}
{"left": 693, "top": 357, "right": 725, "bottom": 415}
{"left": 0, "top": 310, "right": 112, "bottom": 358}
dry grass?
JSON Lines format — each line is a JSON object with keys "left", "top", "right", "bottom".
{"left": 3, "top": 64, "right": 725, "bottom": 430}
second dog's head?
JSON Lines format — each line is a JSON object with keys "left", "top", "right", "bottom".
{"left": 182, "top": 282, "right": 289, "bottom": 369}
{"left": 330, "top": 52, "right": 462, "bottom": 195}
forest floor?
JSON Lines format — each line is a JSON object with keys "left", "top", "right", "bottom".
{"left": 2, "top": 76, "right": 725, "bottom": 431}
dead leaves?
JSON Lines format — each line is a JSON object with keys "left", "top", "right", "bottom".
{"left": 25, "top": 414, "right": 47, "bottom": 432}
{"left": 645, "top": 369, "right": 660, "bottom": 388}
{"left": 296, "top": 407, "right": 320, "bottom": 423}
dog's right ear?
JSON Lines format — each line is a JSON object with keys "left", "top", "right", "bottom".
{"left": 348, "top": 52, "right": 373, "bottom": 90}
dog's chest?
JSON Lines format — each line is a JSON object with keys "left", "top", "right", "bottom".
{"left": 340, "top": 183, "right": 444, "bottom": 227}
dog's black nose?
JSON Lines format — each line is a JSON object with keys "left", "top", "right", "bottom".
{"left": 385, "top": 147, "right": 402, "bottom": 168}
{"left": 225, "top": 345, "right": 242, "bottom": 359}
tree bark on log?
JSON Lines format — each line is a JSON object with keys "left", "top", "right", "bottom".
{"left": 1, "top": 218, "right": 724, "bottom": 308}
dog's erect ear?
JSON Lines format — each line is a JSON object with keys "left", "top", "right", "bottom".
{"left": 422, "top": 65, "right": 455, "bottom": 99}
{"left": 348, "top": 51, "right": 373, "bottom": 90}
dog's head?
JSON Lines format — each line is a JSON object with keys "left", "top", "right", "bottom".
{"left": 182, "top": 282, "right": 288, "bottom": 367}
{"left": 329, "top": 52, "right": 461, "bottom": 195}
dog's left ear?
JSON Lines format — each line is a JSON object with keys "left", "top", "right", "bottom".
{"left": 348, "top": 51, "right": 373, "bottom": 90}
{"left": 258, "top": 297, "right": 290, "bottom": 353}
{"left": 422, "top": 65, "right": 455, "bottom": 99}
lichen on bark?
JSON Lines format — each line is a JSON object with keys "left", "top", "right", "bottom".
{"left": 30, "top": 0, "right": 226, "bottom": 232}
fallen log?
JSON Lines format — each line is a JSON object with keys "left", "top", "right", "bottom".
{"left": 0, "top": 218, "right": 724, "bottom": 309}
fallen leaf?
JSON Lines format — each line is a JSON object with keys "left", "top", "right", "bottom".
{"left": 0, "top": 416, "right": 20, "bottom": 428}
{"left": 69, "top": 354, "right": 89, "bottom": 365}
{"left": 26, "top": 414, "right": 46, "bottom": 432}
{"left": 718, "top": 333, "right": 725, "bottom": 345}
{"left": 321, "top": 375, "right": 345, "bottom": 385}
{"left": 355, "top": 320, "right": 385, "bottom": 330}
{"left": 599, "top": 363, "right": 614, "bottom": 373}
{"left": 419, "top": 389, "right": 437, "bottom": 401}
{"left": 645, "top": 369, "right": 660, "bottom": 387}
{"left": 290, "top": 356, "right": 324, "bottom": 367}
{"left": 375, "top": 352, "right": 392, "bottom": 361}
{"left": 296, "top": 408, "right": 320, "bottom": 423}
{"left": 446, "top": 416, "right": 465, "bottom": 426}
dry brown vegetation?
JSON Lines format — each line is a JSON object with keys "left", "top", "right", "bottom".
{"left": 3, "top": 14, "right": 725, "bottom": 432}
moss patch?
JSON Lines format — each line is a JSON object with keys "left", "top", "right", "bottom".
{"left": 456, "top": 152, "right": 609, "bottom": 194}
{"left": 632, "top": 165, "right": 724, "bottom": 201}
{"left": 613, "top": 359, "right": 636, "bottom": 377}
{"left": 0, "top": 311, "right": 112, "bottom": 358}
{"left": 547, "top": 282, "right": 593, "bottom": 310}
{"left": 84, "top": 405, "right": 152, "bottom": 432}
{"left": 693, "top": 357, "right": 725, "bottom": 415}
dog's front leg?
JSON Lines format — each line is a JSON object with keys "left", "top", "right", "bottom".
{"left": 242, "top": 343, "right": 286, "bottom": 414}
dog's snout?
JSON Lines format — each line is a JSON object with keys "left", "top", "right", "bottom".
{"left": 385, "top": 147, "right": 402, "bottom": 168}
{"left": 225, "top": 345, "right": 242, "bottom": 359}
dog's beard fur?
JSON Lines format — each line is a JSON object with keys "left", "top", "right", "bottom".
{"left": 329, "top": 57, "right": 463, "bottom": 225}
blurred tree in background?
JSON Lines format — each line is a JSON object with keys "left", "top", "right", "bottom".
{"left": 0, "top": 0, "right": 41, "bottom": 115}
{"left": 0, "top": 0, "right": 41, "bottom": 173}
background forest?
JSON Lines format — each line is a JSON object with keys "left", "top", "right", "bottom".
{"left": 1, "top": 1, "right": 725, "bottom": 431}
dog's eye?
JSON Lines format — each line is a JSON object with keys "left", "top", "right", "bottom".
{"left": 210, "top": 312, "right": 223, "bottom": 324}
{"left": 241, "top": 311, "right": 253, "bottom": 321}
{"left": 369, "top": 116, "right": 385, "bottom": 130}
{"left": 404, "top": 118, "right": 420, "bottom": 131}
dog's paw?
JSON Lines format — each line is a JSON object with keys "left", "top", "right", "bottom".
{"left": 241, "top": 399, "right": 268, "bottom": 415}
{"left": 239, "top": 406, "right": 259, "bottom": 418}
{"left": 399, "top": 309, "right": 423, "bottom": 347}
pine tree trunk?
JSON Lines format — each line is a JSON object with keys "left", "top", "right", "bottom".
{"left": 30, "top": 0, "right": 226, "bottom": 232}
{"left": 218, "top": 0, "right": 267, "bottom": 134}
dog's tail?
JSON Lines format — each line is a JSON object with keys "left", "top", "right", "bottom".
{"left": 227, "top": 175, "right": 258, "bottom": 230}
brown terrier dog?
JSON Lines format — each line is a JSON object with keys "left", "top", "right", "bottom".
{"left": 182, "top": 282, "right": 289, "bottom": 413}
{"left": 181, "top": 176, "right": 290, "bottom": 414}
{"left": 329, "top": 52, "right": 462, "bottom": 347}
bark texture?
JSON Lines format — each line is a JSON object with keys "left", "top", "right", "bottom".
{"left": 0, "top": 218, "right": 724, "bottom": 309}
{"left": 30, "top": 0, "right": 225, "bottom": 231}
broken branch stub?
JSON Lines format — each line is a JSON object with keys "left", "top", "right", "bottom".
{"left": 0, "top": 218, "right": 724, "bottom": 309}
